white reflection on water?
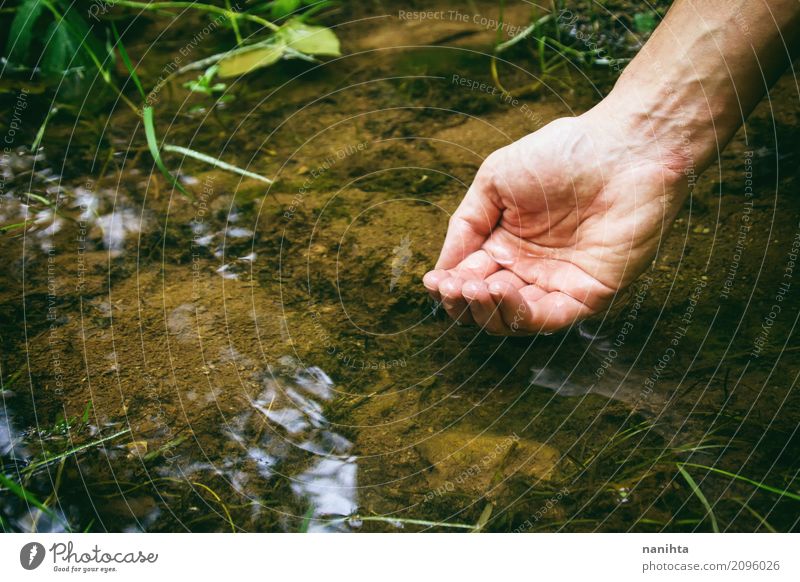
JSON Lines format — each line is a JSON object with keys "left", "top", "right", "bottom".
{"left": 250, "top": 359, "right": 358, "bottom": 531}
{"left": 1, "top": 150, "right": 150, "bottom": 255}
{"left": 176, "top": 357, "right": 358, "bottom": 531}
{"left": 291, "top": 457, "right": 358, "bottom": 532}
{"left": 0, "top": 410, "right": 68, "bottom": 532}
{"left": 95, "top": 208, "right": 145, "bottom": 252}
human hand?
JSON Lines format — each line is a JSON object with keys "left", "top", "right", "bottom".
{"left": 423, "top": 104, "right": 691, "bottom": 335}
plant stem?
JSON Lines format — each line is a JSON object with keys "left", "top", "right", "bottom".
{"left": 163, "top": 144, "right": 273, "bottom": 184}
{"left": 324, "top": 515, "right": 476, "bottom": 530}
{"left": 106, "top": 0, "right": 279, "bottom": 31}
{"left": 225, "top": 0, "right": 243, "bottom": 45}
{"left": 24, "top": 429, "right": 131, "bottom": 474}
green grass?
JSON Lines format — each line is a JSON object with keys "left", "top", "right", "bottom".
{"left": 0, "top": 399, "right": 130, "bottom": 533}
{"left": 677, "top": 463, "right": 720, "bottom": 533}
{"left": 679, "top": 462, "right": 800, "bottom": 502}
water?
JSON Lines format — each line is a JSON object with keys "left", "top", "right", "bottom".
{"left": 1, "top": 3, "right": 798, "bottom": 532}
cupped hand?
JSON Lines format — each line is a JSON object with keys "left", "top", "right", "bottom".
{"left": 424, "top": 105, "right": 690, "bottom": 335}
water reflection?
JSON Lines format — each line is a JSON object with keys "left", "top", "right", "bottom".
{"left": 530, "top": 324, "right": 689, "bottom": 443}
{"left": 0, "top": 149, "right": 152, "bottom": 255}
{"left": 0, "top": 408, "right": 68, "bottom": 532}
{"left": 175, "top": 357, "right": 358, "bottom": 532}
{"left": 292, "top": 457, "right": 357, "bottom": 532}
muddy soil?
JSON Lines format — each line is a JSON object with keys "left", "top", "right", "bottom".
{"left": 1, "top": 1, "right": 798, "bottom": 532}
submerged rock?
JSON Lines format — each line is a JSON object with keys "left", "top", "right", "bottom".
{"left": 416, "top": 430, "right": 561, "bottom": 500}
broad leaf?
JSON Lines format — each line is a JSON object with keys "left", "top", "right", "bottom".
{"left": 38, "top": 4, "right": 108, "bottom": 78}
{"left": 41, "top": 20, "right": 82, "bottom": 75}
{"left": 217, "top": 42, "right": 285, "bottom": 78}
{"left": 192, "top": 18, "right": 340, "bottom": 79}
{"left": 633, "top": 12, "right": 657, "bottom": 34}
{"left": 5, "top": 0, "right": 45, "bottom": 64}
{"left": 280, "top": 19, "right": 340, "bottom": 56}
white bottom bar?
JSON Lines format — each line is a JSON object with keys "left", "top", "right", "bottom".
{"left": 2, "top": 533, "right": 797, "bottom": 580}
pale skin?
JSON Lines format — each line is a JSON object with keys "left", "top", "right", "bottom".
{"left": 424, "top": 0, "right": 800, "bottom": 335}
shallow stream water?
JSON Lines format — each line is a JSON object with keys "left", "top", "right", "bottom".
{"left": 1, "top": 1, "right": 798, "bottom": 532}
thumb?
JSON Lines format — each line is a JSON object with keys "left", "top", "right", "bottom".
{"left": 435, "top": 180, "right": 501, "bottom": 270}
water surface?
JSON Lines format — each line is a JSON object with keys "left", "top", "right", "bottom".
{"left": 1, "top": 2, "right": 798, "bottom": 532}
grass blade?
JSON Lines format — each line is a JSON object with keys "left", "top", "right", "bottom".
{"left": 30, "top": 106, "right": 58, "bottom": 152}
{"left": 143, "top": 107, "right": 194, "bottom": 200}
{"left": 0, "top": 473, "right": 68, "bottom": 529}
{"left": 112, "top": 23, "right": 146, "bottom": 101}
{"left": 731, "top": 497, "right": 776, "bottom": 533}
{"left": 677, "top": 463, "right": 719, "bottom": 532}
{"left": 680, "top": 462, "right": 800, "bottom": 502}
{"left": 343, "top": 515, "right": 475, "bottom": 530}
{"left": 162, "top": 144, "right": 273, "bottom": 184}
{"left": 298, "top": 505, "right": 314, "bottom": 532}
{"left": 115, "top": 29, "right": 193, "bottom": 201}
{"left": 191, "top": 481, "right": 235, "bottom": 532}
{"left": 472, "top": 503, "right": 493, "bottom": 533}
{"left": 24, "top": 428, "right": 131, "bottom": 473}
{"left": 495, "top": 15, "right": 552, "bottom": 53}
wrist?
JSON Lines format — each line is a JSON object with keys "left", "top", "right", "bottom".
{"left": 585, "top": 79, "right": 721, "bottom": 185}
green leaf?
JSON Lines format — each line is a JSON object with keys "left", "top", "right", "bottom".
{"left": 5, "top": 0, "right": 45, "bottom": 64}
{"left": 61, "top": 5, "right": 107, "bottom": 61}
{"left": 41, "top": 19, "right": 80, "bottom": 75}
{"left": 298, "top": 504, "right": 315, "bottom": 532}
{"left": 112, "top": 23, "right": 146, "bottom": 101}
{"left": 270, "top": 0, "right": 302, "bottom": 19}
{"left": 217, "top": 41, "right": 286, "bottom": 77}
{"left": 193, "top": 18, "right": 340, "bottom": 79}
{"left": 183, "top": 64, "right": 227, "bottom": 94}
{"left": 279, "top": 18, "right": 340, "bottom": 56}
{"left": 677, "top": 464, "right": 719, "bottom": 533}
{"left": 81, "top": 402, "right": 92, "bottom": 425}
{"left": 37, "top": 3, "right": 108, "bottom": 79}
{"left": 142, "top": 107, "right": 192, "bottom": 199}
{"left": 0, "top": 473, "right": 64, "bottom": 526}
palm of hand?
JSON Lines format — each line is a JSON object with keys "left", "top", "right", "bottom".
{"left": 424, "top": 116, "right": 687, "bottom": 334}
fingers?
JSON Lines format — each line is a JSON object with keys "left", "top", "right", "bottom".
{"left": 430, "top": 274, "right": 593, "bottom": 335}
{"left": 423, "top": 249, "right": 501, "bottom": 305}
{"left": 435, "top": 172, "right": 502, "bottom": 270}
{"left": 482, "top": 235, "right": 618, "bottom": 312}
{"left": 462, "top": 280, "right": 507, "bottom": 334}
{"left": 488, "top": 281, "right": 533, "bottom": 334}
{"left": 422, "top": 270, "right": 445, "bottom": 302}
{"left": 488, "top": 281, "right": 594, "bottom": 334}
{"left": 427, "top": 256, "right": 598, "bottom": 334}
{"left": 439, "top": 276, "right": 474, "bottom": 325}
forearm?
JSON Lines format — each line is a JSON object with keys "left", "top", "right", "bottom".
{"left": 594, "top": 0, "right": 800, "bottom": 176}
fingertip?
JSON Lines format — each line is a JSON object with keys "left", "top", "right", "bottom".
{"left": 488, "top": 280, "right": 515, "bottom": 299}
{"left": 436, "top": 275, "right": 474, "bottom": 325}
{"left": 423, "top": 270, "right": 444, "bottom": 292}
{"left": 439, "top": 276, "right": 463, "bottom": 300}
{"left": 461, "top": 279, "right": 485, "bottom": 301}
